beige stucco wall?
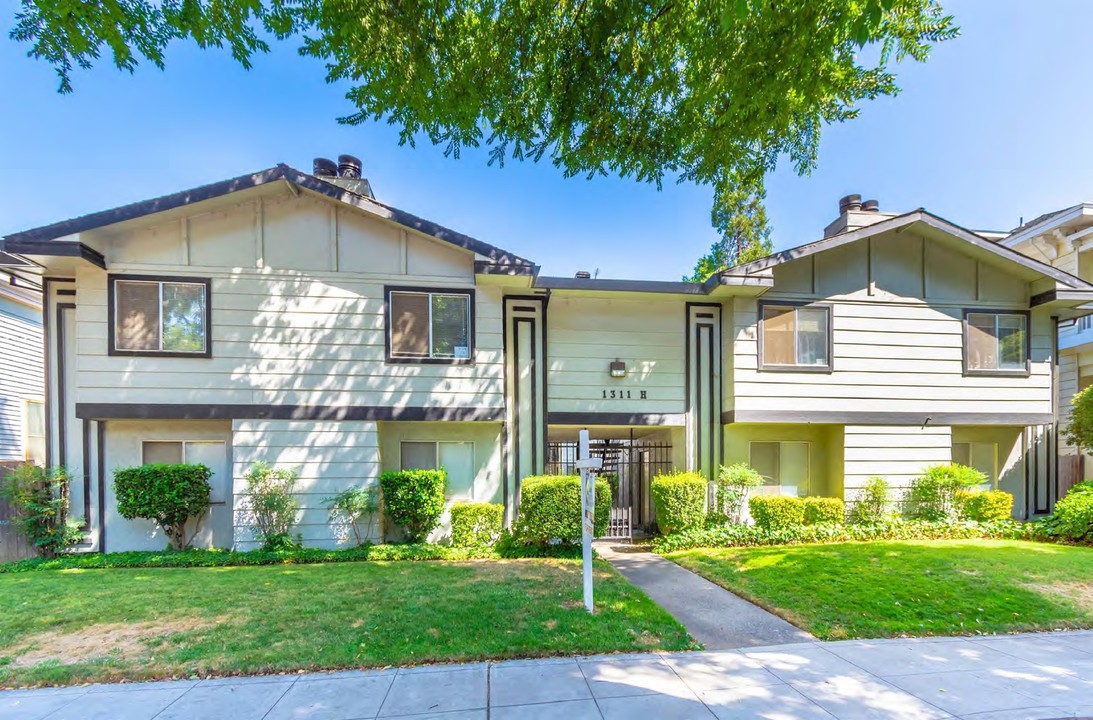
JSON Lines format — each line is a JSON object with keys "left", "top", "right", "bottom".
{"left": 951, "top": 425, "right": 1025, "bottom": 517}
{"left": 723, "top": 423, "right": 844, "bottom": 498}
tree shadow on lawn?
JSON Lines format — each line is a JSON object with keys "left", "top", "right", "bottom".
{"left": 671, "top": 540, "right": 1093, "bottom": 640}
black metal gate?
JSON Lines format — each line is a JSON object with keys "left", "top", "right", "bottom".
{"left": 546, "top": 437, "right": 673, "bottom": 538}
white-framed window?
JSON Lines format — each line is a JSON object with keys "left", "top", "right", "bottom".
{"left": 111, "top": 276, "right": 210, "bottom": 356}
{"left": 400, "top": 441, "right": 476, "bottom": 498}
{"left": 964, "top": 311, "right": 1028, "bottom": 375}
{"left": 23, "top": 398, "right": 45, "bottom": 466}
{"left": 758, "top": 302, "right": 832, "bottom": 371}
{"left": 141, "top": 440, "right": 229, "bottom": 503}
{"left": 749, "top": 441, "right": 811, "bottom": 496}
{"left": 953, "top": 442, "right": 997, "bottom": 486}
{"left": 386, "top": 288, "right": 473, "bottom": 362}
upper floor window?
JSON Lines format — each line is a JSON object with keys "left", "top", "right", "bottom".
{"left": 964, "top": 310, "right": 1028, "bottom": 375}
{"left": 759, "top": 302, "right": 831, "bottom": 371}
{"left": 109, "top": 276, "right": 210, "bottom": 357}
{"left": 386, "top": 288, "right": 473, "bottom": 363}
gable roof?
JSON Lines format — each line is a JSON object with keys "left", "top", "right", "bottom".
{"left": 724, "top": 209, "right": 1093, "bottom": 290}
{"left": 1, "top": 164, "right": 536, "bottom": 268}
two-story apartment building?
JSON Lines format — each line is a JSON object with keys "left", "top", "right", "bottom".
{"left": 3, "top": 159, "right": 1091, "bottom": 551}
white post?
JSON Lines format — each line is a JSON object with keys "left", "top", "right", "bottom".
{"left": 575, "top": 428, "right": 602, "bottom": 614}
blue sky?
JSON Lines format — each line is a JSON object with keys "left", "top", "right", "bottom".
{"left": 1, "top": 0, "right": 1091, "bottom": 280}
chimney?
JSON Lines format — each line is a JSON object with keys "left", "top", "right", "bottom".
{"left": 823, "top": 194, "right": 894, "bottom": 237}
{"left": 316, "top": 152, "right": 375, "bottom": 199}
{"left": 574, "top": 271, "right": 592, "bottom": 279}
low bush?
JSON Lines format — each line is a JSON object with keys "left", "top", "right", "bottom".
{"left": 450, "top": 502, "right": 504, "bottom": 547}
{"left": 0, "top": 464, "right": 84, "bottom": 558}
{"left": 379, "top": 469, "right": 447, "bottom": 543}
{"left": 114, "top": 464, "right": 213, "bottom": 550}
{"left": 0, "top": 537, "right": 583, "bottom": 574}
{"left": 803, "top": 497, "right": 845, "bottom": 525}
{"left": 1049, "top": 489, "right": 1093, "bottom": 541}
{"left": 323, "top": 486, "right": 380, "bottom": 546}
{"left": 652, "top": 517, "right": 1043, "bottom": 554}
{"left": 958, "top": 489, "right": 1014, "bottom": 522}
{"left": 650, "top": 471, "right": 708, "bottom": 534}
{"left": 749, "top": 495, "right": 805, "bottom": 531}
{"left": 905, "top": 464, "right": 986, "bottom": 521}
{"left": 712, "top": 463, "right": 764, "bottom": 525}
{"left": 516, "top": 475, "right": 610, "bottom": 544}
{"left": 239, "top": 462, "right": 301, "bottom": 550}
{"left": 848, "top": 477, "right": 893, "bottom": 525}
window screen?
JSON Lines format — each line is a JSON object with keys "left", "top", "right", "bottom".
{"left": 761, "top": 304, "right": 830, "bottom": 369}
{"left": 23, "top": 400, "right": 45, "bottom": 465}
{"left": 142, "top": 441, "right": 184, "bottom": 464}
{"left": 140, "top": 441, "right": 228, "bottom": 502}
{"left": 749, "top": 441, "right": 810, "bottom": 495}
{"left": 388, "top": 290, "right": 471, "bottom": 360}
{"left": 114, "top": 278, "right": 208, "bottom": 354}
{"left": 400, "top": 441, "right": 438, "bottom": 470}
{"left": 953, "top": 442, "right": 996, "bottom": 484}
{"left": 966, "top": 312, "right": 1026, "bottom": 372}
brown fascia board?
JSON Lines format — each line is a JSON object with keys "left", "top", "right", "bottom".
{"left": 2, "top": 164, "right": 536, "bottom": 268}
{"left": 473, "top": 260, "right": 540, "bottom": 276}
{"left": 533, "top": 276, "right": 709, "bottom": 294}
{"left": 719, "top": 209, "right": 1093, "bottom": 291}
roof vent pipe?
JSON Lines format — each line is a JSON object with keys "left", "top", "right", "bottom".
{"left": 313, "top": 158, "right": 337, "bottom": 177}
{"left": 338, "top": 154, "right": 362, "bottom": 179}
{"left": 861, "top": 199, "right": 880, "bottom": 212}
{"left": 839, "top": 194, "right": 862, "bottom": 213}
{"left": 574, "top": 271, "right": 592, "bottom": 279}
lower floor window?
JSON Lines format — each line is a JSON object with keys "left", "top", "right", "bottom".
{"left": 749, "top": 441, "right": 810, "bottom": 496}
{"left": 23, "top": 399, "right": 45, "bottom": 465}
{"left": 142, "top": 440, "right": 229, "bottom": 503}
{"left": 400, "top": 441, "right": 475, "bottom": 498}
{"left": 953, "top": 442, "right": 996, "bottom": 485}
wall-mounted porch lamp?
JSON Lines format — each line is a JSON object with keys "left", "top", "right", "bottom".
{"left": 609, "top": 359, "right": 627, "bottom": 378}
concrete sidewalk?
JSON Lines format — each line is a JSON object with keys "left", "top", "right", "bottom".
{"left": 596, "top": 541, "right": 814, "bottom": 649}
{"left": 7, "top": 631, "right": 1093, "bottom": 719}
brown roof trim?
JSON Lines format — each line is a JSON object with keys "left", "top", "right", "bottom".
{"left": 533, "top": 276, "right": 707, "bottom": 294}
{"left": 474, "top": 260, "right": 539, "bottom": 276}
{"left": 725, "top": 209, "right": 1093, "bottom": 290}
{"left": 3, "top": 164, "right": 535, "bottom": 267}
{"left": 0, "top": 239, "right": 106, "bottom": 269}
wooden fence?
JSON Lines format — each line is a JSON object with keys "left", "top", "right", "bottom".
{"left": 0, "top": 461, "right": 32, "bottom": 563}
{"left": 1059, "top": 453, "right": 1085, "bottom": 502}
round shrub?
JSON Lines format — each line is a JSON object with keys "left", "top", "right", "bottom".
{"left": 240, "top": 462, "right": 301, "bottom": 550}
{"left": 713, "top": 463, "right": 764, "bottom": 525}
{"left": 1051, "top": 489, "right": 1093, "bottom": 541}
{"left": 515, "top": 475, "right": 610, "bottom": 544}
{"left": 905, "top": 464, "right": 986, "bottom": 521}
{"left": 848, "top": 477, "right": 893, "bottom": 525}
{"left": 379, "top": 469, "right": 447, "bottom": 542}
{"left": 803, "top": 496, "right": 845, "bottom": 525}
{"left": 958, "top": 489, "right": 1013, "bottom": 522}
{"left": 650, "top": 471, "right": 708, "bottom": 534}
{"left": 450, "top": 502, "right": 503, "bottom": 547}
{"left": 749, "top": 495, "right": 804, "bottom": 531}
{"left": 114, "top": 463, "right": 213, "bottom": 550}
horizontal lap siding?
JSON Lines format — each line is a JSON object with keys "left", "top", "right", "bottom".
{"left": 844, "top": 425, "right": 953, "bottom": 496}
{"left": 232, "top": 419, "right": 380, "bottom": 549}
{"left": 1059, "top": 350, "right": 1079, "bottom": 453}
{"left": 0, "top": 304, "right": 43, "bottom": 461}
{"left": 733, "top": 296, "right": 1052, "bottom": 417}
{"left": 547, "top": 297, "right": 686, "bottom": 415}
{"left": 74, "top": 268, "right": 505, "bottom": 409}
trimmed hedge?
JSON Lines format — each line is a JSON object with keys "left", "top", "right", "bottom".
{"left": 516, "top": 475, "right": 610, "bottom": 543}
{"left": 749, "top": 495, "right": 804, "bottom": 531}
{"left": 958, "top": 490, "right": 1014, "bottom": 522}
{"left": 114, "top": 464, "right": 213, "bottom": 550}
{"left": 1050, "top": 491, "right": 1093, "bottom": 541}
{"left": 650, "top": 471, "right": 708, "bottom": 534}
{"left": 653, "top": 518, "right": 1043, "bottom": 554}
{"left": 0, "top": 537, "right": 582, "bottom": 574}
{"left": 803, "top": 497, "right": 845, "bottom": 526}
{"left": 450, "top": 502, "right": 504, "bottom": 547}
{"left": 379, "top": 469, "right": 447, "bottom": 542}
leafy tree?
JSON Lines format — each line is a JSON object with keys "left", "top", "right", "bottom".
{"left": 12, "top": 0, "right": 956, "bottom": 237}
{"left": 684, "top": 183, "right": 774, "bottom": 281}
{"left": 1066, "top": 385, "right": 1093, "bottom": 453}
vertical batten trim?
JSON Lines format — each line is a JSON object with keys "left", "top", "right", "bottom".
{"left": 181, "top": 217, "right": 190, "bottom": 265}
{"left": 331, "top": 205, "right": 339, "bottom": 272}
{"left": 867, "top": 236, "right": 875, "bottom": 296}
{"left": 255, "top": 197, "right": 265, "bottom": 269}
{"left": 42, "top": 278, "right": 52, "bottom": 468}
{"left": 97, "top": 422, "right": 106, "bottom": 553}
{"left": 399, "top": 230, "right": 408, "bottom": 274}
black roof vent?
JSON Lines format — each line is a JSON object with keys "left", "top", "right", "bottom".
{"left": 862, "top": 199, "right": 880, "bottom": 212}
{"left": 839, "top": 194, "right": 863, "bottom": 213}
{"left": 574, "top": 270, "right": 592, "bottom": 279}
{"left": 313, "top": 158, "right": 337, "bottom": 177}
{"left": 338, "top": 154, "right": 362, "bottom": 179}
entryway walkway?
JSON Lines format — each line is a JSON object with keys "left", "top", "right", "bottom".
{"left": 7, "top": 632, "right": 1093, "bottom": 719}
{"left": 595, "top": 541, "right": 813, "bottom": 649}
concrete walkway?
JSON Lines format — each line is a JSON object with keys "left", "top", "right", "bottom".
{"left": 596, "top": 541, "right": 813, "bottom": 649}
{"left": 7, "top": 632, "right": 1093, "bottom": 719}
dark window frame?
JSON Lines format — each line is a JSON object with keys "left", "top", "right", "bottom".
{"left": 107, "top": 274, "right": 212, "bottom": 358}
{"left": 962, "top": 308, "right": 1032, "bottom": 378}
{"left": 757, "top": 300, "right": 834, "bottom": 373}
{"left": 384, "top": 285, "right": 476, "bottom": 365}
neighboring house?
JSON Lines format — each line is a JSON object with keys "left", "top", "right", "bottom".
{"left": 1000, "top": 205, "right": 1093, "bottom": 489}
{"left": 2, "top": 161, "right": 1090, "bottom": 551}
{"left": 0, "top": 263, "right": 44, "bottom": 466}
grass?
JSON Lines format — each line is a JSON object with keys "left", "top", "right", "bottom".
{"left": 668, "top": 539, "right": 1093, "bottom": 640}
{"left": 0, "top": 558, "right": 695, "bottom": 688}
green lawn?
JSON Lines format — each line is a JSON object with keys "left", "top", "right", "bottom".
{"left": 0, "top": 558, "right": 695, "bottom": 687}
{"left": 668, "top": 539, "right": 1093, "bottom": 640}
